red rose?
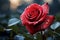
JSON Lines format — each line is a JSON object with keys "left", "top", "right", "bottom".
{"left": 20, "top": 3, "right": 55, "bottom": 35}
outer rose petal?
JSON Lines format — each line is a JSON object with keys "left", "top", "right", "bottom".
{"left": 36, "top": 15, "right": 55, "bottom": 31}
{"left": 42, "top": 3, "right": 49, "bottom": 15}
{"left": 42, "top": 15, "right": 55, "bottom": 29}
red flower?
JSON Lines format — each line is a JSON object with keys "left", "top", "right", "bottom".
{"left": 20, "top": 3, "right": 55, "bottom": 35}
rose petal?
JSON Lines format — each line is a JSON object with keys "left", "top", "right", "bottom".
{"left": 34, "top": 12, "right": 47, "bottom": 25}
{"left": 42, "top": 3, "right": 49, "bottom": 15}
{"left": 37, "top": 15, "right": 55, "bottom": 30}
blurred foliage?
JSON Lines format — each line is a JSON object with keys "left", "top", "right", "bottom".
{"left": 0, "top": 26, "right": 4, "bottom": 31}
{"left": 55, "top": 13, "right": 60, "bottom": 22}
{"left": 9, "top": 25, "right": 20, "bottom": 34}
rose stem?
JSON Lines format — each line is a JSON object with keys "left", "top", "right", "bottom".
{"left": 41, "top": 31, "right": 46, "bottom": 40}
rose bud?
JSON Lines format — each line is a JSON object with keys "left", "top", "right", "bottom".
{"left": 20, "top": 3, "right": 55, "bottom": 35}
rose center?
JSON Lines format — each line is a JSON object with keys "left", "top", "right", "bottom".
{"left": 29, "top": 9, "right": 40, "bottom": 18}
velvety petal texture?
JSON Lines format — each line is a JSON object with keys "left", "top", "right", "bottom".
{"left": 20, "top": 3, "right": 55, "bottom": 35}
